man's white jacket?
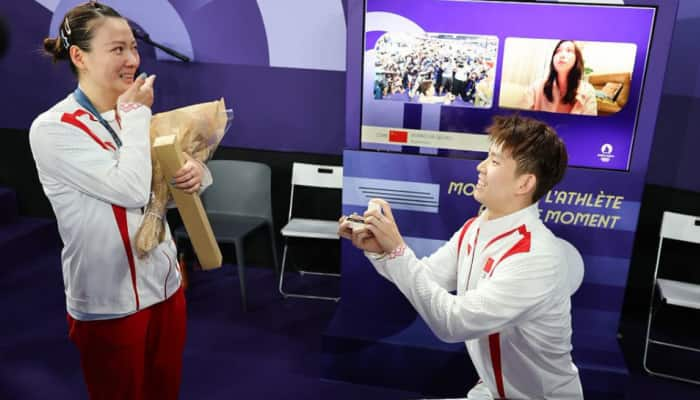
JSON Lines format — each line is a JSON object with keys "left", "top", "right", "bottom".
{"left": 367, "top": 203, "right": 583, "bottom": 399}
{"left": 30, "top": 93, "right": 206, "bottom": 319}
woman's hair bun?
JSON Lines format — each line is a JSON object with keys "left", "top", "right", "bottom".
{"left": 43, "top": 36, "right": 69, "bottom": 62}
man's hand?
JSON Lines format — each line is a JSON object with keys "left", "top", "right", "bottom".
{"left": 338, "top": 215, "right": 384, "bottom": 254}
{"left": 172, "top": 153, "right": 204, "bottom": 194}
{"left": 338, "top": 199, "right": 406, "bottom": 255}
{"left": 363, "top": 199, "right": 405, "bottom": 253}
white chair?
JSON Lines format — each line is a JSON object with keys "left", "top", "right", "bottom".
{"left": 278, "top": 163, "right": 342, "bottom": 301}
{"left": 643, "top": 211, "right": 700, "bottom": 385}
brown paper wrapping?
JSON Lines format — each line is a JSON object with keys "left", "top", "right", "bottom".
{"left": 134, "top": 99, "right": 228, "bottom": 258}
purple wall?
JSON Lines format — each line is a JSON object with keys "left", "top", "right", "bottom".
{"left": 0, "top": 0, "right": 698, "bottom": 190}
{"left": 0, "top": 0, "right": 347, "bottom": 154}
{"left": 326, "top": 0, "right": 680, "bottom": 396}
{"left": 645, "top": 0, "right": 700, "bottom": 192}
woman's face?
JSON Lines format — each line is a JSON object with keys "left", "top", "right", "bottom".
{"left": 552, "top": 41, "right": 577, "bottom": 75}
{"left": 79, "top": 17, "right": 140, "bottom": 98}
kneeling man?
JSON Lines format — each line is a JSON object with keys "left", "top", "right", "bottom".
{"left": 339, "top": 114, "right": 583, "bottom": 399}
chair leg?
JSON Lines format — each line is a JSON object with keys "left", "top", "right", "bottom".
{"left": 278, "top": 242, "right": 289, "bottom": 298}
{"left": 642, "top": 295, "right": 655, "bottom": 375}
{"left": 277, "top": 240, "right": 340, "bottom": 302}
{"left": 234, "top": 239, "right": 247, "bottom": 312}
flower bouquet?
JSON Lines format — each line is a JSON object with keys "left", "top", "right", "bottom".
{"left": 134, "top": 98, "right": 232, "bottom": 258}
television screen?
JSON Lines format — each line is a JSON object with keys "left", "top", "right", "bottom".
{"left": 360, "top": 0, "right": 656, "bottom": 171}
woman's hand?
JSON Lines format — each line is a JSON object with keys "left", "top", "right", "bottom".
{"left": 117, "top": 73, "right": 156, "bottom": 109}
{"left": 172, "top": 153, "right": 204, "bottom": 194}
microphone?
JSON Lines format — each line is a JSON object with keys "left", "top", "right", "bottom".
{"left": 128, "top": 19, "right": 190, "bottom": 62}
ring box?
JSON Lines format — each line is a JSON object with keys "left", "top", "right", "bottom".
{"left": 347, "top": 214, "right": 366, "bottom": 230}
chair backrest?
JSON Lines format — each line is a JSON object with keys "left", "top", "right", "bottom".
{"left": 660, "top": 211, "right": 700, "bottom": 244}
{"left": 291, "top": 163, "right": 343, "bottom": 189}
{"left": 558, "top": 237, "right": 584, "bottom": 296}
{"left": 287, "top": 163, "right": 343, "bottom": 220}
{"left": 202, "top": 160, "right": 273, "bottom": 222}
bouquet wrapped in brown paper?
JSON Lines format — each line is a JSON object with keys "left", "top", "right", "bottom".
{"left": 134, "top": 98, "right": 231, "bottom": 258}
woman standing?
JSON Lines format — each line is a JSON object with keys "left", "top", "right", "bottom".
{"left": 29, "top": 2, "right": 210, "bottom": 399}
{"left": 525, "top": 40, "right": 597, "bottom": 115}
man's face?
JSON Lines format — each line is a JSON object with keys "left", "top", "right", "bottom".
{"left": 474, "top": 143, "right": 523, "bottom": 212}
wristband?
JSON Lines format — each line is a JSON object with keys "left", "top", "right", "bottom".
{"left": 366, "top": 251, "right": 387, "bottom": 261}
{"left": 118, "top": 102, "right": 143, "bottom": 114}
{"left": 387, "top": 244, "right": 407, "bottom": 260}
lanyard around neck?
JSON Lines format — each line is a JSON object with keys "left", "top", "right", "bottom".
{"left": 73, "top": 88, "right": 123, "bottom": 148}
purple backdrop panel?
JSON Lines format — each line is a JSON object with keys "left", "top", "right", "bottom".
{"left": 339, "top": 149, "right": 643, "bottom": 388}
{"left": 169, "top": 0, "right": 269, "bottom": 65}
{"left": 332, "top": 0, "right": 680, "bottom": 395}
{"left": 51, "top": 0, "right": 195, "bottom": 62}
{"left": 365, "top": 0, "right": 653, "bottom": 45}
{"left": 0, "top": 0, "right": 347, "bottom": 154}
{"left": 135, "top": 60, "right": 346, "bottom": 153}
{"left": 341, "top": 148, "right": 641, "bottom": 326}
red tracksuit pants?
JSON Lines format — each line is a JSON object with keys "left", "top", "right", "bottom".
{"left": 67, "top": 288, "right": 186, "bottom": 400}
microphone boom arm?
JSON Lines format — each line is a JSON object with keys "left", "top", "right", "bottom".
{"left": 129, "top": 19, "right": 191, "bottom": 62}
{"left": 135, "top": 32, "right": 191, "bottom": 62}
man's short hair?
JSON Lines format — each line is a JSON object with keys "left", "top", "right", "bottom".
{"left": 486, "top": 114, "right": 568, "bottom": 202}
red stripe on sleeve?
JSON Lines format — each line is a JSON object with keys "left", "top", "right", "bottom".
{"left": 489, "top": 226, "right": 531, "bottom": 277}
{"left": 457, "top": 218, "right": 478, "bottom": 290}
{"left": 457, "top": 217, "right": 477, "bottom": 257}
{"left": 484, "top": 225, "right": 522, "bottom": 250}
{"left": 498, "top": 227, "right": 532, "bottom": 263}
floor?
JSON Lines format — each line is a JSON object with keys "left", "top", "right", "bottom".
{"left": 2, "top": 242, "right": 700, "bottom": 399}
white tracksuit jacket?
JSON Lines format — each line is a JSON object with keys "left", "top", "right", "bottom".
{"left": 367, "top": 204, "right": 583, "bottom": 399}
{"left": 29, "top": 93, "right": 207, "bottom": 319}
